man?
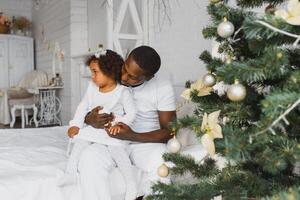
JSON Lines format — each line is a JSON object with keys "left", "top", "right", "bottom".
{"left": 78, "top": 46, "right": 176, "bottom": 200}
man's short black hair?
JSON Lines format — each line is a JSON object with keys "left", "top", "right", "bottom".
{"left": 128, "top": 46, "right": 161, "bottom": 77}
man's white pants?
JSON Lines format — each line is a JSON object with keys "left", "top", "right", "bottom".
{"left": 78, "top": 142, "right": 168, "bottom": 200}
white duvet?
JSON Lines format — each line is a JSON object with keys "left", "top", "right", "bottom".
{"left": 0, "top": 126, "right": 209, "bottom": 200}
{"left": 0, "top": 126, "right": 80, "bottom": 200}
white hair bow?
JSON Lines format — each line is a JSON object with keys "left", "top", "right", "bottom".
{"left": 95, "top": 47, "right": 107, "bottom": 58}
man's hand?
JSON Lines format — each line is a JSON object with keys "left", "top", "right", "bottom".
{"left": 68, "top": 126, "right": 80, "bottom": 138}
{"left": 84, "top": 106, "right": 114, "bottom": 129}
{"left": 104, "top": 111, "right": 176, "bottom": 143}
{"left": 105, "top": 122, "right": 136, "bottom": 140}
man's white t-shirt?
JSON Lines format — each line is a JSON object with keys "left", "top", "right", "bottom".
{"left": 129, "top": 76, "right": 176, "bottom": 133}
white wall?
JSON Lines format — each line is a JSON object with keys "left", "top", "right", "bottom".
{"left": 148, "top": 0, "right": 211, "bottom": 98}
{"left": 148, "top": 0, "right": 273, "bottom": 98}
{"left": 32, "top": 0, "right": 71, "bottom": 124}
{"left": 0, "top": 0, "right": 32, "bottom": 20}
{"left": 32, "top": 0, "right": 88, "bottom": 125}
{"left": 70, "top": 0, "right": 88, "bottom": 119}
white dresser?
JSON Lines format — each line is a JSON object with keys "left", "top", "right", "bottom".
{"left": 0, "top": 34, "right": 34, "bottom": 88}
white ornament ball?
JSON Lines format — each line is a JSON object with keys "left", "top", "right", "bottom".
{"left": 217, "top": 21, "right": 235, "bottom": 38}
{"left": 157, "top": 163, "right": 169, "bottom": 177}
{"left": 227, "top": 83, "right": 247, "bottom": 102}
{"left": 167, "top": 137, "right": 181, "bottom": 153}
{"left": 202, "top": 73, "right": 217, "bottom": 87}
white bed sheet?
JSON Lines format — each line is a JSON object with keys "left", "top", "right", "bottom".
{"left": 0, "top": 126, "right": 209, "bottom": 200}
{"left": 0, "top": 126, "right": 81, "bottom": 200}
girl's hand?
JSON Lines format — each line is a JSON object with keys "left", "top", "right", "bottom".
{"left": 108, "top": 125, "right": 121, "bottom": 135}
{"left": 68, "top": 126, "right": 80, "bottom": 138}
{"left": 105, "top": 122, "right": 136, "bottom": 140}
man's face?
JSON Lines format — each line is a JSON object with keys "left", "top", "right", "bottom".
{"left": 121, "top": 56, "right": 146, "bottom": 86}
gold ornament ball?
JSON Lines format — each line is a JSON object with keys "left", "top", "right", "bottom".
{"left": 277, "top": 52, "right": 283, "bottom": 59}
{"left": 202, "top": 73, "right": 216, "bottom": 87}
{"left": 217, "top": 20, "right": 235, "bottom": 38}
{"left": 157, "top": 163, "right": 169, "bottom": 177}
{"left": 225, "top": 57, "right": 232, "bottom": 64}
{"left": 227, "top": 83, "right": 247, "bottom": 102}
{"left": 167, "top": 137, "right": 181, "bottom": 153}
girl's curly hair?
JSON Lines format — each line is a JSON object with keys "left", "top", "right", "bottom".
{"left": 86, "top": 50, "right": 124, "bottom": 83}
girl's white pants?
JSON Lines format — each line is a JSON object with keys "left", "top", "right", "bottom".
{"left": 77, "top": 142, "right": 169, "bottom": 200}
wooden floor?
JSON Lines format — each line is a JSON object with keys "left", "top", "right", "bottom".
{"left": 0, "top": 117, "right": 36, "bottom": 129}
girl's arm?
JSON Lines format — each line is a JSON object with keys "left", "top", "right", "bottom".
{"left": 69, "top": 82, "right": 93, "bottom": 128}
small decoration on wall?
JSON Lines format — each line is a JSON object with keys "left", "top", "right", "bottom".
{"left": 49, "top": 73, "right": 64, "bottom": 87}
{"left": 49, "top": 42, "right": 65, "bottom": 87}
{"left": 0, "top": 12, "right": 11, "bottom": 34}
{"left": 33, "top": 0, "right": 50, "bottom": 11}
{"left": 11, "top": 16, "right": 31, "bottom": 36}
{"left": 37, "top": 23, "right": 66, "bottom": 87}
{"left": 37, "top": 25, "right": 51, "bottom": 50}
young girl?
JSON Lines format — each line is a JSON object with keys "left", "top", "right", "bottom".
{"left": 61, "top": 49, "right": 137, "bottom": 200}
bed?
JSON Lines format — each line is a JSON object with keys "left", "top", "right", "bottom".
{"left": 0, "top": 125, "right": 208, "bottom": 200}
{"left": 0, "top": 126, "right": 79, "bottom": 200}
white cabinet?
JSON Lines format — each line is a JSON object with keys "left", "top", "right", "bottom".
{"left": 0, "top": 35, "right": 34, "bottom": 88}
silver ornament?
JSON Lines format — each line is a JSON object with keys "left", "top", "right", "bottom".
{"left": 217, "top": 20, "right": 235, "bottom": 38}
{"left": 167, "top": 137, "right": 181, "bottom": 153}
{"left": 202, "top": 73, "right": 216, "bottom": 87}
{"left": 227, "top": 82, "right": 246, "bottom": 102}
{"left": 157, "top": 163, "right": 169, "bottom": 177}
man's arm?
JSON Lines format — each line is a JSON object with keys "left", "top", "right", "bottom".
{"left": 107, "top": 110, "right": 176, "bottom": 143}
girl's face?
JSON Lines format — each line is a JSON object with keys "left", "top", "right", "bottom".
{"left": 89, "top": 61, "right": 113, "bottom": 87}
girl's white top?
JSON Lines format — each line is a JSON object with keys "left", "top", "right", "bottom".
{"left": 69, "top": 81, "right": 136, "bottom": 146}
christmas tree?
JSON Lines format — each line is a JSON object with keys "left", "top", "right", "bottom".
{"left": 148, "top": 0, "right": 300, "bottom": 199}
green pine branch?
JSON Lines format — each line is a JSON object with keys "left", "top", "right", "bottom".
{"left": 236, "top": 0, "right": 286, "bottom": 8}
{"left": 216, "top": 47, "right": 291, "bottom": 84}
{"left": 260, "top": 88, "right": 300, "bottom": 125}
{"left": 243, "top": 15, "right": 300, "bottom": 49}
{"left": 163, "top": 154, "right": 219, "bottom": 178}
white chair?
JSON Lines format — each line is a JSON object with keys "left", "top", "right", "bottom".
{"left": 9, "top": 98, "right": 38, "bottom": 129}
